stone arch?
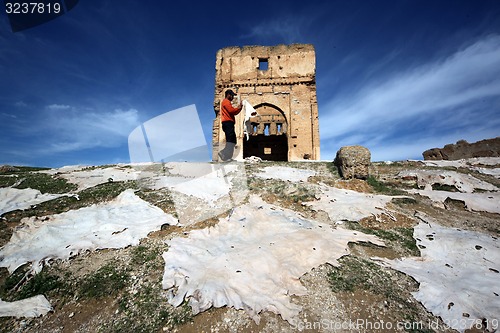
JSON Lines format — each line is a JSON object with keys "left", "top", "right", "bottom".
{"left": 243, "top": 103, "right": 289, "bottom": 161}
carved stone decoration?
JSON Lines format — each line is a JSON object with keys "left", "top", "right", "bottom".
{"left": 212, "top": 44, "right": 320, "bottom": 162}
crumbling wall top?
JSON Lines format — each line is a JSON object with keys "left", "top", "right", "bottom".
{"left": 215, "top": 44, "right": 315, "bottom": 83}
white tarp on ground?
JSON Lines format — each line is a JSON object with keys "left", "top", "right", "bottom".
{"left": 255, "top": 166, "right": 317, "bottom": 183}
{"left": 0, "top": 187, "right": 63, "bottom": 216}
{"left": 41, "top": 165, "right": 141, "bottom": 191}
{"left": 303, "top": 185, "right": 400, "bottom": 223}
{"left": 140, "top": 163, "right": 248, "bottom": 226}
{"left": 162, "top": 195, "right": 384, "bottom": 324}
{"left": 398, "top": 169, "right": 498, "bottom": 193}
{"left": 148, "top": 164, "right": 240, "bottom": 206}
{"left": 0, "top": 295, "right": 52, "bottom": 318}
{"left": 398, "top": 169, "right": 500, "bottom": 213}
{"left": 39, "top": 165, "right": 87, "bottom": 175}
{"left": 471, "top": 166, "right": 500, "bottom": 178}
{"left": 421, "top": 157, "right": 500, "bottom": 168}
{"left": 0, "top": 189, "right": 178, "bottom": 274}
{"left": 379, "top": 212, "right": 500, "bottom": 333}
{"left": 411, "top": 189, "right": 500, "bottom": 214}
{"left": 421, "top": 157, "right": 500, "bottom": 178}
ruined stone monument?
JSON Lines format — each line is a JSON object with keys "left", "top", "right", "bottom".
{"left": 212, "top": 44, "right": 320, "bottom": 162}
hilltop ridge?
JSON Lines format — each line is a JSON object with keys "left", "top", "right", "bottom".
{"left": 0, "top": 158, "right": 499, "bottom": 332}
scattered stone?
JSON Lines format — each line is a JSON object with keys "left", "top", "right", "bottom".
{"left": 334, "top": 145, "right": 371, "bottom": 179}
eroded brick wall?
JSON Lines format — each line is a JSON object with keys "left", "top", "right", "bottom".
{"left": 212, "top": 44, "right": 320, "bottom": 161}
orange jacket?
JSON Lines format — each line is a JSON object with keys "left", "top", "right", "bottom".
{"left": 220, "top": 98, "right": 241, "bottom": 122}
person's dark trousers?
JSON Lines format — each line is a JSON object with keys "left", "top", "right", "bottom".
{"left": 219, "top": 121, "right": 236, "bottom": 161}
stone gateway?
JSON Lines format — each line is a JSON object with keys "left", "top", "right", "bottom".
{"left": 212, "top": 44, "right": 320, "bottom": 162}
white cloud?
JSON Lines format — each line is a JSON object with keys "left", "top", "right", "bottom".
{"left": 319, "top": 34, "right": 500, "bottom": 160}
{"left": 46, "top": 104, "right": 72, "bottom": 110}
{"left": 241, "top": 18, "right": 305, "bottom": 44}
{"left": 321, "top": 126, "right": 500, "bottom": 162}
{"left": 1, "top": 112, "right": 17, "bottom": 119}
{"left": 42, "top": 107, "right": 140, "bottom": 153}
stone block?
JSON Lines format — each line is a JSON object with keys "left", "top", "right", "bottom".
{"left": 334, "top": 146, "right": 371, "bottom": 179}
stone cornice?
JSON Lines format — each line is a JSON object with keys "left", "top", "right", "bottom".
{"left": 216, "top": 76, "right": 315, "bottom": 89}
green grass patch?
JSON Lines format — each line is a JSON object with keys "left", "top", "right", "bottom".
{"left": 289, "top": 185, "right": 317, "bottom": 204}
{"left": 17, "top": 271, "right": 65, "bottom": 300}
{"left": 0, "top": 166, "right": 51, "bottom": 173}
{"left": 370, "top": 228, "right": 400, "bottom": 241}
{"left": 109, "top": 284, "right": 192, "bottom": 333}
{"left": 0, "top": 175, "right": 19, "bottom": 188}
{"left": 79, "top": 263, "right": 130, "bottom": 299}
{"left": 0, "top": 265, "right": 69, "bottom": 302}
{"left": 396, "top": 227, "right": 420, "bottom": 255}
{"left": 392, "top": 197, "right": 418, "bottom": 205}
{"left": 430, "top": 184, "right": 457, "bottom": 192}
{"left": 81, "top": 165, "right": 130, "bottom": 171}
{"left": 136, "top": 189, "right": 176, "bottom": 215}
{"left": 14, "top": 173, "right": 78, "bottom": 194}
{"left": 76, "top": 180, "right": 137, "bottom": 204}
{"left": 328, "top": 256, "right": 399, "bottom": 299}
{"left": 345, "top": 221, "right": 419, "bottom": 256}
{"left": 0, "top": 266, "right": 29, "bottom": 300}
{"left": 269, "top": 180, "right": 287, "bottom": 195}
{"left": 328, "top": 256, "right": 435, "bottom": 332}
{"left": 327, "top": 162, "right": 340, "bottom": 177}
{"left": 130, "top": 245, "right": 161, "bottom": 266}
{"left": 367, "top": 175, "right": 405, "bottom": 195}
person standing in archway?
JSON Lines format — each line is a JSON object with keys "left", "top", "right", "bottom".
{"left": 218, "top": 89, "right": 242, "bottom": 161}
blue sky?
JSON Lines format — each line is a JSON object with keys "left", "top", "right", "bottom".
{"left": 1, "top": 0, "right": 499, "bottom": 167}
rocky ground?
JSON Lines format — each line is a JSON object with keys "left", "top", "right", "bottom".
{"left": 0, "top": 159, "right": 498, "bottom": 332}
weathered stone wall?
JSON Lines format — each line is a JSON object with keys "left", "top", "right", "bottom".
{"left": 212, "top": 44, "right": 320, "bottom": 162}
{"left": 423, "top": 137, "right": 500, "bottom": 160}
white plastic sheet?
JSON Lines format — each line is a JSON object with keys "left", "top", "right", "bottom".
{"left": 303, "top": 185, "right": 400, "bottom": 223}
{"left": 255, "top": 166, "right": 316, "bottom": 183}
{"left": 42, "top": 165, "right": 141, "bottom": 191}
{"left": 143, "top": 163, "right": 248, "bottom": 225}
{"left": 0, "top": 187, "right": 63, "bottom": 216}
{"left": 400, "top": 169, "right": 500, "bottom": 213}
{"left": 0, "top": 295, "right": 52, "bottom": 318}
{"left": 421, "top": 157, "right": 500, "bottom": 179}
{"left": 162, "top": 195, "right": 384, "bottom": 324}
{"left": 379, "top": 212, "right": 500, "bottom": 333}
{"left": 398, "top": 169, "right": 498, "bottom": 193}
{"left": 242, "top": 100, "right": 258, "bottom": 141}
{"left": 0, "top": 189, "right": 178, "bottom": 273}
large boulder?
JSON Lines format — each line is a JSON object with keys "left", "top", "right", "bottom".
{"left": 423, "top": 137, "right": 500, "bottom": 160}
{"left": 334, "top": 146, "right": 371, "bottom": 180}
{"left": 0, "top": 165, "right": 19, "bottom": 173}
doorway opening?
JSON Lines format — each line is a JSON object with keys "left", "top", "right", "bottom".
{"left": 243, "top": 103, "right": 288, "bottom": 161}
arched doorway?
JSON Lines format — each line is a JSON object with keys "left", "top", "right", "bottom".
{"left": 243, "top": 103, "right": 288, "bottom": 161}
